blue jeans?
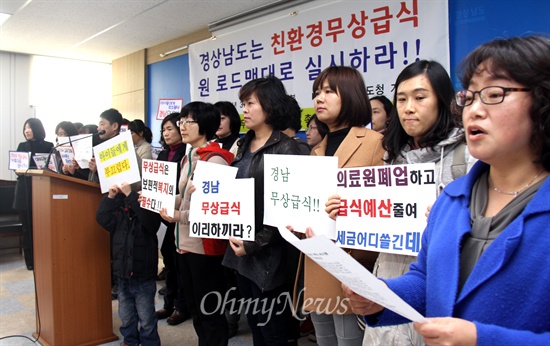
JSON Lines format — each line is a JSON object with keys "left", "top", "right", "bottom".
{"left": 311, "top": 312, "right": 363, "bottom": 346}
{"left": 117, "top": 277, "right": 160, "bottom": 346}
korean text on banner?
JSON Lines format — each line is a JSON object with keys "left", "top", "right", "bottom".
{"left": 93, "top": 131, "right": 141, "bottom": 193}
{"left": 263, "top": 154, "right": 338, "bottom": 239}
{"left": 335, "top": 162, "right": 436, "bottom": 256}
{"left": 189, "top": 161, "right": 254, "bottom": 241}
{"left": 9, "top": 151, "right": 31, "bottom": 170}
{"left": 141, "top": 159, "right": 178, "bottom": 217}
{"left": 279, "top": 226, "right": 427, "bottom": 323}
{"left": 189, "top": 0, "right": 449, "bottom": 113}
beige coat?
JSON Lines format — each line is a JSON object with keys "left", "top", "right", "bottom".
{"left": 303, "top": 126, "right": 385, "bottom": 314}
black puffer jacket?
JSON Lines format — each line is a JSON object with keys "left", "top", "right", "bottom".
{"left": 223, "top": 130, "right": 300, "bottom": 291}
{"left": 96, "top": 191, "right": 161, "bottom": 279}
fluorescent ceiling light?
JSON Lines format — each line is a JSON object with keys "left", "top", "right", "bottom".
{"left": 0, "top": 13, "right": 11, "bottom": 26}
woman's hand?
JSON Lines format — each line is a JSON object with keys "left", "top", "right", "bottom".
{"left": 413, "top": 318, "right": 477, "bottom": 346}
{"left": 228, "top": 237, "right": 246, "bottom": 256}
{"left": 88, "top": 157, "right": 97, "bottom": 172}
{"left": 159, "top": 207, "right": 180, "bottom": 223}
{"left": 325, "top": 194, "right": 342, "bottom": 220}
{"left": 62, "top": 164, "right": 75, "bottom": 175}
{"left": 425, "top": 204, "right": 432, "bottom": 220}
{"left": 342, "top": 283, "right": 385, "bottom": 316}
{"left": 71, "top": 158, "right": 81, "bottom": 169}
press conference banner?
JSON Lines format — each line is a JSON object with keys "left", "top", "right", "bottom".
{"left": 189, "top": 0, "right": 449, "bottom": 109}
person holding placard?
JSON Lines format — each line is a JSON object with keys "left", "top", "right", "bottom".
{"left": 213, "top": 100, "right": 244, "bottom": 337}
{"left": 222, "top": 76, "right": 301, "bottom": 345}
{"left": 13, "top": 118, "right": 54, "bottom": 270}
{"left": 302, "top": 66, "right": 386, "bottom": 346}
{"left": 55, "top": 121, "right": 88, "bottom": 180}
{"left": 154, "top": 112, "right": 190, "bottom": 326}
{"left": 88, "top": 108, "right": 123, "bottom": 183}
{"left": 160, "top": 102, "right": 234, "bottom": 345}
{"left": 329, "top": 60, "right": 474, "bottom": 346}
{"left": 343, "top": 35, "right": 550, "bottom": 346}
{"left": 96, "top": 182, "right": 162, "bottom": 346}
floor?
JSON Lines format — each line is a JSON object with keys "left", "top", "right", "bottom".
{"left": 0, "top": 251, "right": 315, "bottom": 346}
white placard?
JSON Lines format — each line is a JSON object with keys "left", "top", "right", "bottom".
{"left": 33, "top": 153, "right": 57, "bottom": 172}
{"left": 9, "top": 151, "right": 31, "bottom": 170}
{"left": 140, "top": 159, "right": 178, "bottom": 217}
{"left": 263, "top": 154, "right": 338, "bottom": 239}
{"left": 335, "top": 163, "right": 436, "bottom": 256}
{"left": 70, "top": 134, "right": 94, "bottom": 169}
{"left": 193, "top": 160, "right": 239, "bottom": 180}
{"left": 279, "top": 226, "right": 427, "bottom": 323}
{"left": 57, "top": 146, "right": 75, "bottom": 165}
{"left": 93, "top": 131, "right": 141, "bottom": 193}
{"left": 190, "top": 161, "right": 254, "bottom": 240}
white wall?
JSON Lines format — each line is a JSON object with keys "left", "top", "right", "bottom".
{"left": 0, "top": 53, "right": 112, "bottom": 180}
{"left": 0, "top": 52, "right": 31, "bottom": 181}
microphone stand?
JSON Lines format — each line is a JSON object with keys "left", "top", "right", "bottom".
{"left": 43, "top": 131, "right": 105, "bottom": 172}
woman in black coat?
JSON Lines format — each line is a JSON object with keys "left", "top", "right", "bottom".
{"left": 13, "top": 118, "right": 54, "bottom": 270}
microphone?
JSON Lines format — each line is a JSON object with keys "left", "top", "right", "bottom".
{"left": 44, "top": 130, "right": 106, "bottom": 172}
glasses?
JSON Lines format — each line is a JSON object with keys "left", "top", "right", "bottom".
{"left": 455, "top": 86, "right": 531, "bottom": 107}
{"left": 306, "top": 126, "right": 318, "bottom": 132}
{"left": 176, "top": 119, "right": 198, "bottom": 127}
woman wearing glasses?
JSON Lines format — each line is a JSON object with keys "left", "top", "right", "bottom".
{"left": 160, "top": 102, "right": 234, "bottom": 345}
{"left": 305, "top": 114, "right": 329, "bottom": 149}
{"left": 323, "top": 59, "right": 476, "bottom": 346}
{"left": 344, "top": 36, "right": 550, "bottom": 345}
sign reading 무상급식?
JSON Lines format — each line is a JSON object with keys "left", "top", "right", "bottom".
{"left": 189, "top": 161, "right": 255, "bottom": 241}
{"left": 190, "top": 0, "right": 449, "bottom": 114}
{"left": 140, "top": 159, "right": 178, "bottom": 217}
{"left": 263, "top": 154, "right": 338, "bottom": 239}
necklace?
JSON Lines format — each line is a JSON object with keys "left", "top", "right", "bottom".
{"left": 488, "top": 170, "right": 544, "bottom": 197}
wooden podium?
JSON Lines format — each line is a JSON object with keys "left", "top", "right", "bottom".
{"left": 22, "top": 170, "right": 118, "bottom": 346}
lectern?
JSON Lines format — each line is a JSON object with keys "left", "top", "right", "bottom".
{"left": 21, "top": 169, "right": 117, "bottom": 346}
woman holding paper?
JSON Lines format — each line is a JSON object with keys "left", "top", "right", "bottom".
{"left": 222, "top": 75, "right": 301, "bottom": 345}
{"left": 347, "top": 60, "right": 474, "bottom": 346}
{"left": 303, "top": 65, "right": 385, "bottom": 346}
{"left": 159, "top": 101, "right": 234, "bottom": 345}
{"left": 13, "top": 118, "right": 54, "bottom": 270}
{"left": 344, "top": 36, "right": 550, "bottom": 346}
{"left": 154, "top": 112, "right": 189, "bottom": 326}
{"left": 55, "top": 121, "right": 87, "bottom": 179}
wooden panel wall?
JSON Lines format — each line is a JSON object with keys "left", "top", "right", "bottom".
{"left": 110, "top": 28, "right": 211, "bottom": 122}
{"left": 111, "top": 50, "right": 146, "bottom": 120}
